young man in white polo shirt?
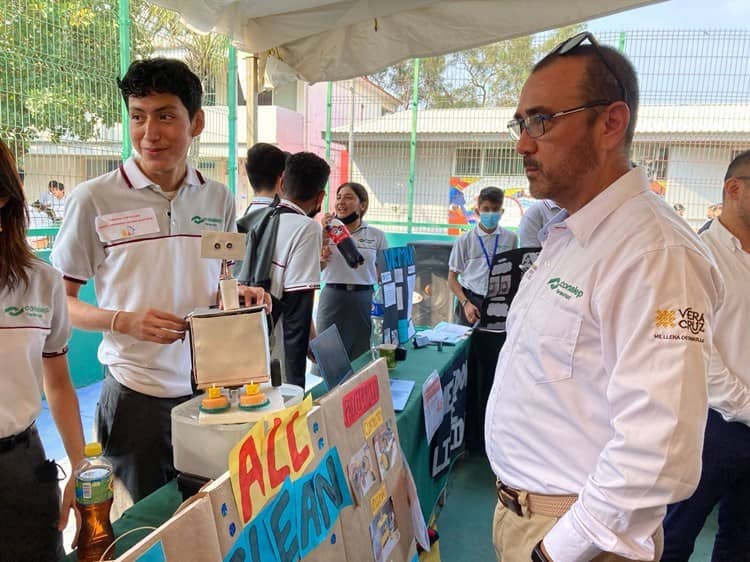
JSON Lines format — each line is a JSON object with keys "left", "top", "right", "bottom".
{"left": 243, "top": 142, "right": 286, "bottom": 213}
{"left": 51, "top": 58, "right": 267, "bottom": 503}
{"left": 268, "top": 152, "right": 329, "bottom": 389}
{"left": 448, "top": 186, "right": 518, "bottom": 326}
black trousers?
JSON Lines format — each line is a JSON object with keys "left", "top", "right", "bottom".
{"left": 466, "top": 330, "right": 506, "bottom": 453}
{"left": 663, "top": 409, "right": 750, "bottom": 561}
{"left": 453, "top": 287, "right": 485, "bottom": 327}
{"left": 0, "top": 426, "right": 63, "bottom": 561}
{"left": 96, "top": 373, "right": 192, "bottom": 503}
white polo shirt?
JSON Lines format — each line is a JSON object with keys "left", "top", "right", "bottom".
{"left": 51, "top": 157, "right": 236, "bottom": 398}
{"left": 242, "top": 195, "right": 275, "bottom": 215}
{"left": 518, "top": 199, "right": 562, "bottom": 247}
{"left": 485, "top": 168, "right": 723, "bottom": 561}
{"left": 321, "top": 222, "right": 387, "bottom": 286}
{"left": 269, "top": 199, "right": 322, "bottom": 300}
{"left": 701, "top": 218, "right": 750, "bottom": 424}
{"left": 0, "top": 260, "right": 70, "bottom": 437}
{"left": 448, "top": 225, "right": 518, "bottom": 296}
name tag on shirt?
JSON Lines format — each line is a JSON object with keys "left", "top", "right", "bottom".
{"left": 95, "top": 207, "right": 160, "bottom": 243}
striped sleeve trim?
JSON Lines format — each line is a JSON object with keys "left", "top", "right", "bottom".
{"left": 42, "top": 346, "right": 69, "bottom": 358}
{"left": 63, "top": 275, "right": 87, "bottom": 285}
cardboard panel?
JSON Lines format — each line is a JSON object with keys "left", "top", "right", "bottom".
{"left": 317, "top": 358, "right": 417, "bottom": 562}
{"left": 115, "top": 494, "right": 221, "bottom": 561}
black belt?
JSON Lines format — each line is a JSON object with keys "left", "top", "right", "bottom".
{"left": 0, "top": 424, "right": 33, "bottom": 453}
{"left": 327, "top": 283, "right": 372, "bottom": 292}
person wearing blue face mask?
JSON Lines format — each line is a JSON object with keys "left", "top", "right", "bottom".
{"left": 448, "top": 186, "right": 518, "bottom": 326}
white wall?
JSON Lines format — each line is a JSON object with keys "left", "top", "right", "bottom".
{"left": 666, "top": 144, "right": 731, "bottom": 227}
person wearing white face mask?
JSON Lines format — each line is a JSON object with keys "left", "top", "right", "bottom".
{"left": 448, "top": 186, "right": 518, "bottom": 326}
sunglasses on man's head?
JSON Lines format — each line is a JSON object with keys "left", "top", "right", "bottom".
{"left": 551, "top": 32, "right": 627, "bottom": 105}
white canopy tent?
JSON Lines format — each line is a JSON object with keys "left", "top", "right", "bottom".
{"left": 149, "top": 0, "right": 662, "bottom": 83}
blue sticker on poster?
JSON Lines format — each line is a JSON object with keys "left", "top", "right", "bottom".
{"left": 136, "top": 541, "right": 166, "bottom": 562}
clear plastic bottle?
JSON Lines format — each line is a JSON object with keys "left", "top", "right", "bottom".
{"left": 370, "top": 285, "right": 385, "bottom": 353}
{"left": 75, "top": 442, "right": 115, "bottom": 562}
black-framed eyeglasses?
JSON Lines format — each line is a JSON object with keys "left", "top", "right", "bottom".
{"left": 507, "top": 100, "right": 611, "bottom": 140}
{"left": 552, "top": 31, "right": 627, "bottom": 105}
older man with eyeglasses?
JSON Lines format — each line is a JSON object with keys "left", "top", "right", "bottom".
{"left": 485, "top": 32, "right": 723, "bottom": 562}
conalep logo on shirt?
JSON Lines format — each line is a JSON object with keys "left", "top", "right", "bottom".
{"left": 547, "top": 277, "right": 583, "bottom": 299}
{"left": 4, "top": 305, "right": 50, "bottom": 318}
{"left": 191, "top": 215, "right": 222, "bottom": 227}
{"left": 654, "top": 307, "right": 706, "bottom": 343}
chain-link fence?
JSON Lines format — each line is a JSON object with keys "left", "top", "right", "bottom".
{"left": 3, "top": 10, "right": 749, "bottom": 240}
{"left": 328, "top": 29, "right": 750, "bottom": 233}
{"left": 0, "top": 0, "right": 236, "bottom": 248}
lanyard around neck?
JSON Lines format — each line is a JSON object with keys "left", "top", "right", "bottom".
{"left": 477, "top": 230, "right": 499, "bottom": 269}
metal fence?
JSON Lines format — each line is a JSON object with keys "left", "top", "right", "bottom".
{"left": 0, "top": 0, "right": 237, "bottom": 248}
{"left": 3, "top": 9, "right": 750, "bottom": 240}
{"left": 328, "top": 29, "right": 750, "bottom": 233}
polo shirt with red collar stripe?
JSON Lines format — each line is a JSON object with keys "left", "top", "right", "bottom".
{"left": 51, "top": 157, "right": 236, "bottom": 398}
{"left": 0, "top": 260, "right": 70, "bottom": 436}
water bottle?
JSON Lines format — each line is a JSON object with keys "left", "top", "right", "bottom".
{"left": 371, "top": 285, "right": 385, "bottom": 351}
{"left": 326, "top": 217, "right": 365, "bottom": 268}
{"left": 75, "top": 442, "right": 115, "bottom": 562}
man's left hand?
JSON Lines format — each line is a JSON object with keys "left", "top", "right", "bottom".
{"left": 238, "top": 285, "right": 272, "bottom": 313}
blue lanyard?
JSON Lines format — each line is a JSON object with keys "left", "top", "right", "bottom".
{"left": 477, "top": 231, "right": 499, "bottom": 269}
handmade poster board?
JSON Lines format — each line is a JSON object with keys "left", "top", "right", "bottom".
{"left": 479, "top": 247, "right": 541, "bottom": 332}
{"left": 117, "top": 360, "right": 418, "bottom": 562}
{"left": 428, "top": 346, "right": 468, "bottom": 479}
{"left": 376, "top": 247, "right": 416, "bottom": 344}
{"left": 317, "top": 359, "right": 417, "bottom": 562}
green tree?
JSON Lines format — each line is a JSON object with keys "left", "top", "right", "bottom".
{"left": 369, "top": 24, "right": 585, "bottom": 110}
{"left": 0, "top": 0, "right": 226, "bottom": 158}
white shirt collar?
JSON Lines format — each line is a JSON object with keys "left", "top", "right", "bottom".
{"left": 709, "top": 217, "right": 744, "bottom": 253}
{"left": 563, "top": 167, "right": 649, "bottom": 247}
{"left": 278, "top": 198, "right": 307, "bottom": 215}
{"left": 121, "top": 157, "right": 205, "bottom": 190}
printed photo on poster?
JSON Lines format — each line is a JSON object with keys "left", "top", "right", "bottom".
{"left": 373, "top": 420, "right": 398, "bottom": 480}
{"left": 347, "top": 442, "right": 378, "bottom": 503}
{"left": 369, "top": 497, "right": 401, "bottom": 562}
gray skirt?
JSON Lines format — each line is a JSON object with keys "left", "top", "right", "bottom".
{"left": 316, "top": 285, "right": 373, "bottom": 361}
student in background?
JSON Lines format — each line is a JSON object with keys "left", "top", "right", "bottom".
{"left": 448, "top": 186, "right": 518, "bottom": 326}
{"left": 268, "top": 152, "right": 329, "bottom": 388}
{"left": 0, "top": 138, "right": 85, "bottom": 559}
{"left": 517, "top": 198, "right": 561, "bottom": 247}
{"left": 318, "top": 182, "right": 388, "bottom": 360}
{"left": 243, "top": 142, "right": 286, "bottom": 213}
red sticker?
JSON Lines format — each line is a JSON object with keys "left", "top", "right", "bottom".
{"left": 342, "top": 375, "right": 380, "bottom": 428}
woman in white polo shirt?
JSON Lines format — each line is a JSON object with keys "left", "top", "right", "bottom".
{"left": 318, "top": 182, "right": 388, "bottom": 360}
{"left": 0, "top": 139, "right": 85, "bottom": 560}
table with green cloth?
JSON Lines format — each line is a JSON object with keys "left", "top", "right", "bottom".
{"left": 62, "top": 338, "right": 470, "bottom": 560}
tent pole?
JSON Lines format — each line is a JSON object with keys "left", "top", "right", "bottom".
{"left": 227, "top": 43, "right": 237, "bottom": 195}
{"left": 325, "top": 81, "right": 332, "bottom": 210}
{"left": 118, "top": 0, "right": 131, "bottom": 161}
{"left": 407, "top": 58, "right": 420, "bottom": 234}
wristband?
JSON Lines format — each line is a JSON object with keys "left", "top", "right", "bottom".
{"left": 110, "top": 310, "right": 123, "bottom": 333}
{"left": 461, "top": 298, "right": 469, "bottom": 307}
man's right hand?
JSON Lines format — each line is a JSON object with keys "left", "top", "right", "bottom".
{"left": 463, "top": 300, "right": 481, "bottom": 324}
{"left": 114, "top": 308, "right": 187, "bottom": 344}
